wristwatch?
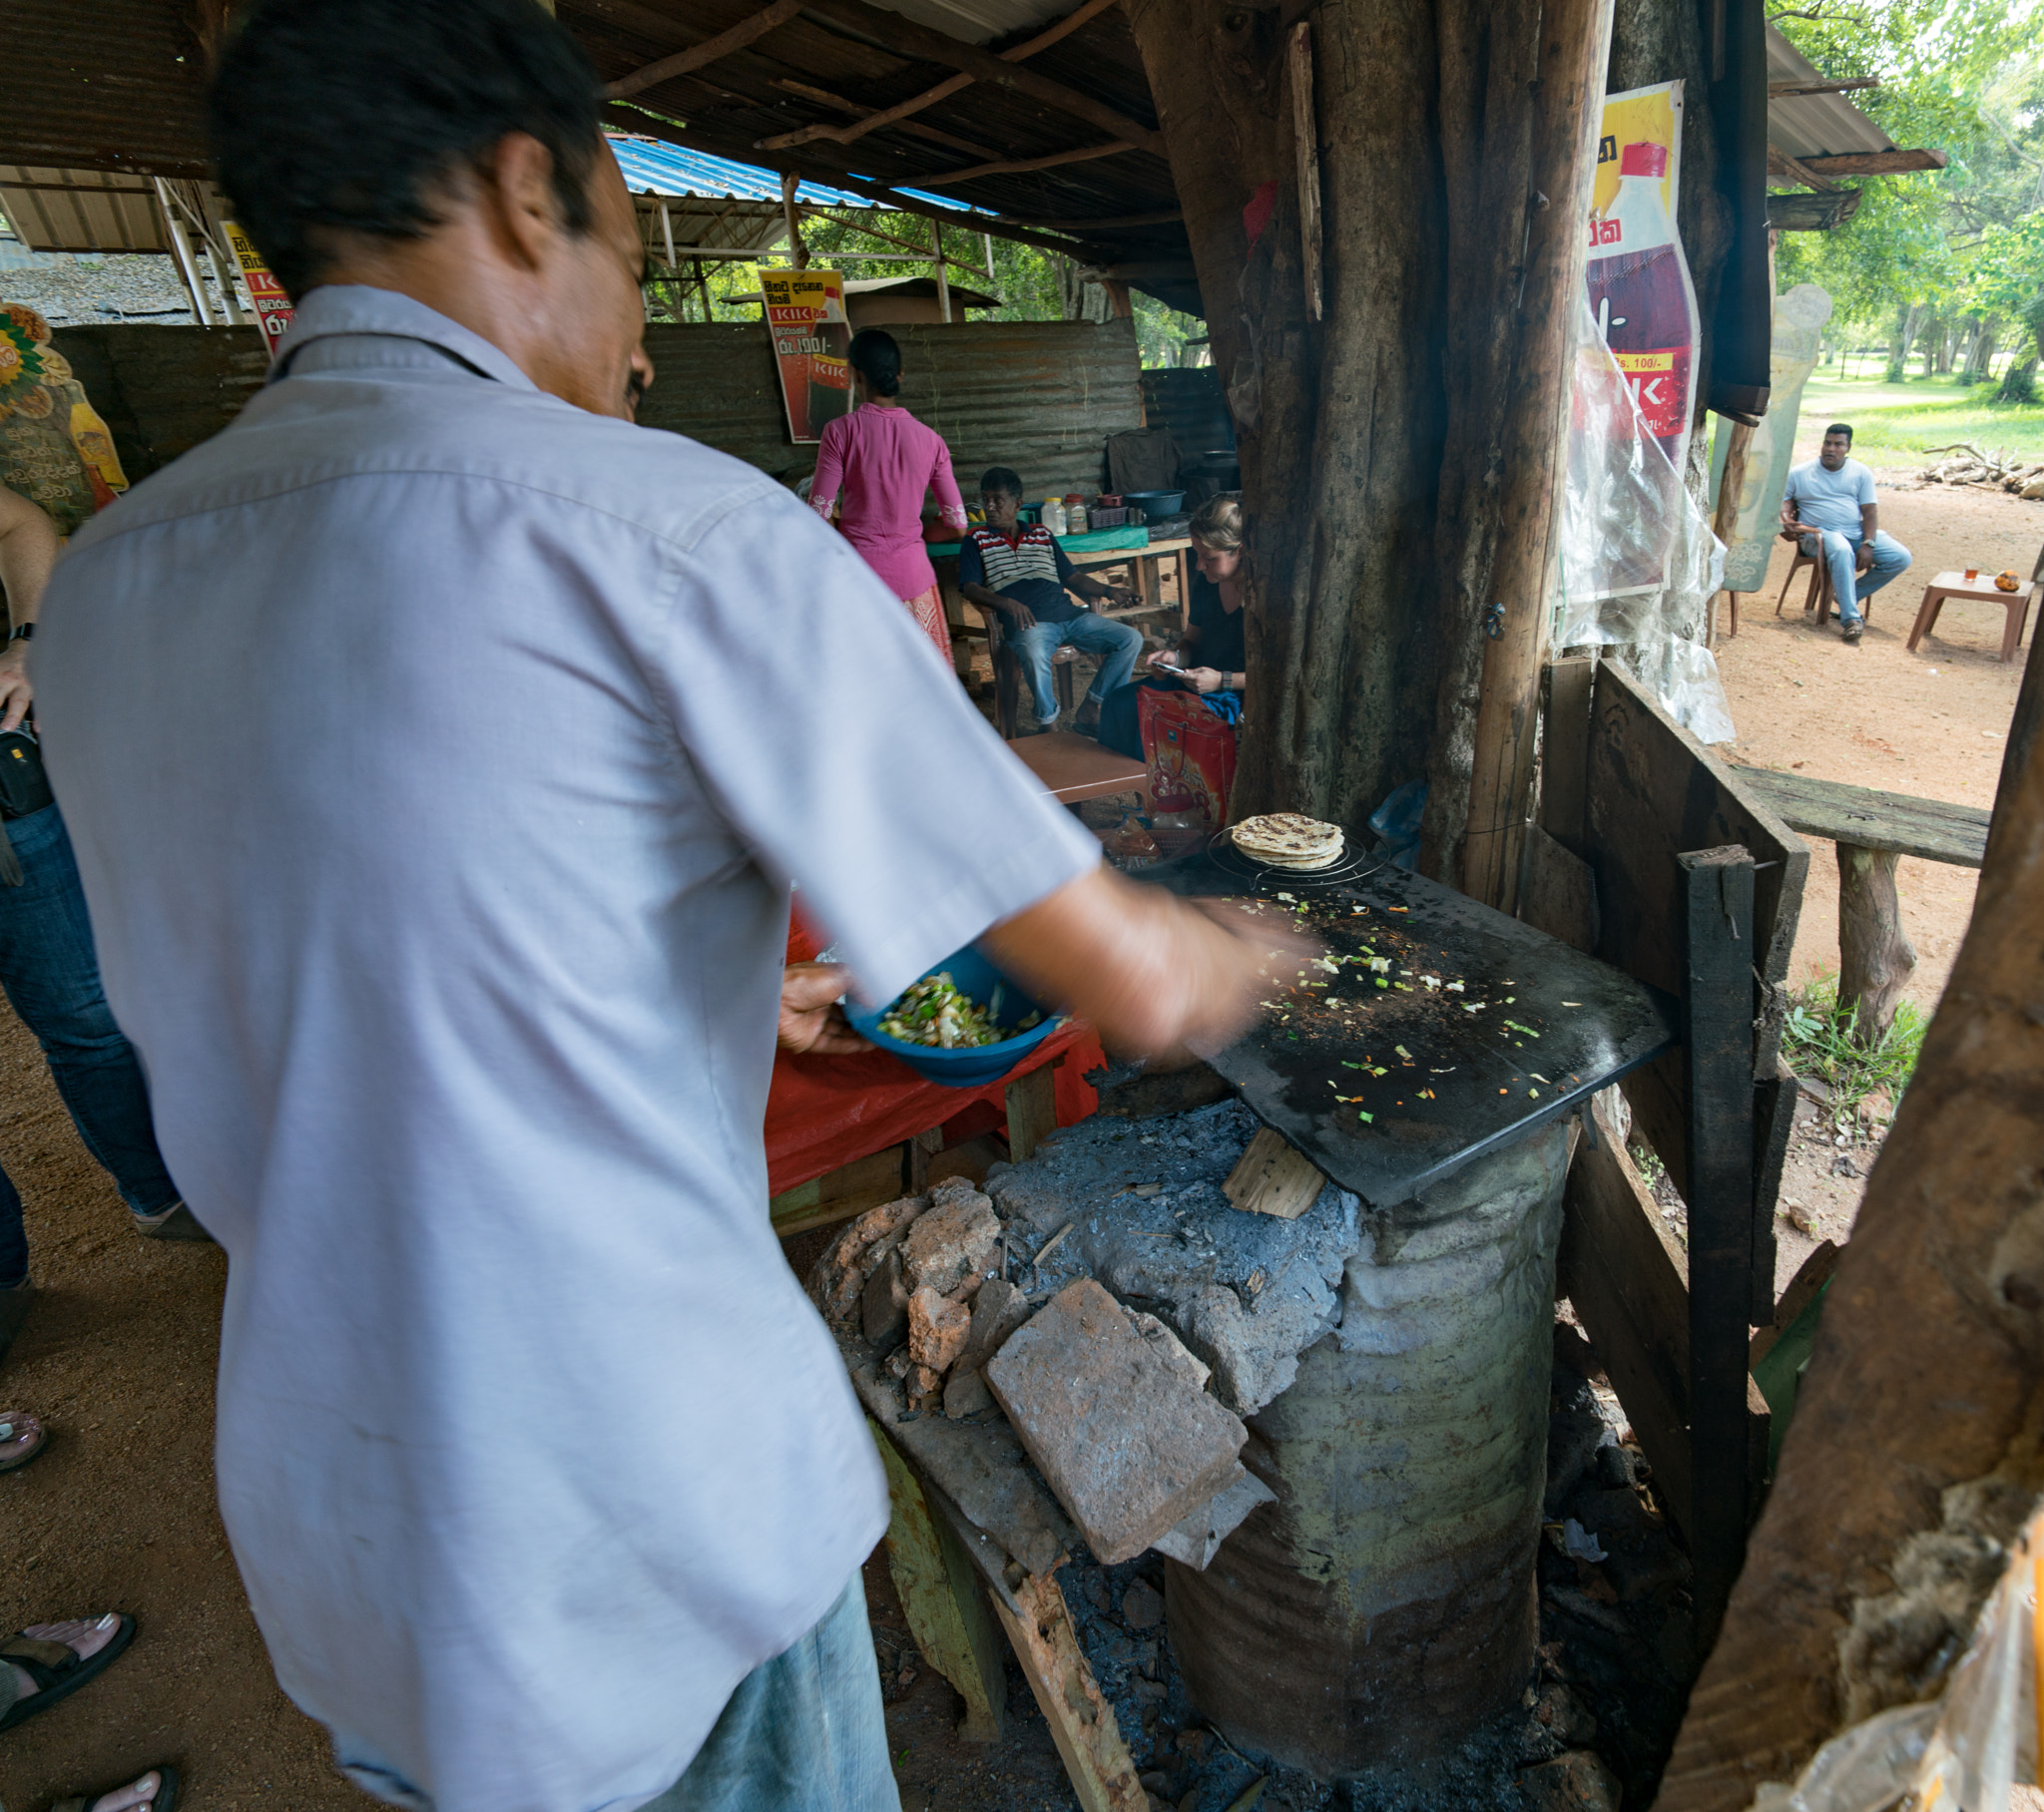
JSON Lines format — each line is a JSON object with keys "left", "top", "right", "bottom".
{"left": 6, "top": 624, "right": 32, "bottom": 645}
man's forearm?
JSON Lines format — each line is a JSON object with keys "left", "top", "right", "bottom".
{"left": 962, "top": 583, "right": 1016, "bottom": 617}
{"left": 980, "top": 865, "right": 1292, "bottom": 1058}
{"left": 0, "top": 496, "right": 62, "bottom": 626}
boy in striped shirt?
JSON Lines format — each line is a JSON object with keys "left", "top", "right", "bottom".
{"left": 959, "top": 466, "right": 1143, "bottom": 735}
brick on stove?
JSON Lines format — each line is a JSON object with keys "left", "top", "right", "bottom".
{"left": 985, "top": 1279, "right": 1248, "bottom": 1565}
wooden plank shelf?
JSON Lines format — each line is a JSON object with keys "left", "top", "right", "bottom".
{"left": 1731, "top": 767, "right": 1989, "bottom": 869}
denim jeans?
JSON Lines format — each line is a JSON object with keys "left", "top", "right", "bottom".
{"left": 1809, "top": 528, "right": 1912, "bottom": 626}
{"left": 0, "top": 803, "right": 180, "bottom": 1287}
{"left": 639, "top": 1573, "right": 899, "bottom": 1812}
{"left": 1011, "top": 612, "right": 1144, "bottom": 724}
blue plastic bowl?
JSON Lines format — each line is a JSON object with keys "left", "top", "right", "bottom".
{"left": 847, "top": 947, "right": 1060, "bottom": 1088}
{"left": 1123, "top": 489, "right": 1186, "bottom": 519}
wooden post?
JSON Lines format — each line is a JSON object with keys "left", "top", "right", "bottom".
{"left": 989, "top": 1572, "right": 1148, "bottom": 1811}
{"left": 780, "top": 173, "right": 807, "bottom": 269}
{"left": 1658, "top": 658, "right": 2044, "bottom": 1810}
{"left": 1834, "top": 843, "right": 1916, "bottom": 1045}
{"left": 1710, "top": 419, "right": 1756, "bottom": 646}
{"left": 1004, "top": 1061, "right": 1058, "bottom": 1162}
{"left": 870, "top": 1424, "right": 1008, "bottom": 1742}
{"left": 1680, "top": 844, "right": 1758, "bottom": 1644}
{"left": 932, "top": 218, "right": 951, "bottom": 323}
{"left": 1452, "top": 0, "right": 1615, "bottom": 909}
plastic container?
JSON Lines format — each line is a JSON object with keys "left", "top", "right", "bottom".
{"left": 1090, "top": 506, "right": 1130, "bottom": 529}
{"left": 844, "top": 946, "right": 1060, "bottom": 1088}
{"left": 1067, "top": 502, "right": 1089, "bottom": 534}
{"left": 1042, "top": 497, "right": 1067, "bottom": 535}
{"left": 1124, "top": 490, "right": 1187, "bottom": 521}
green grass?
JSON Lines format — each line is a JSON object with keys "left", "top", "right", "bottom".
{"left": 1794, "top": 371, "right": 2044, "bottom": 469}
{"left": 1780, "top": 971, "right": 1927, "bottom": 1128}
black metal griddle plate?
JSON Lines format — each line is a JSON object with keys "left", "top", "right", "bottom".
{"left": 1146, "top": 849, "right": 1679, "bottom": 1207}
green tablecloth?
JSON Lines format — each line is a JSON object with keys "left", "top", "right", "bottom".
{"left": 924, "top": 525, "right": 1153, "bottom": 561}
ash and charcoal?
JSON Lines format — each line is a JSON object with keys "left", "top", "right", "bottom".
{"left": 987, "top": 1098, "right": 1362, "bottom": 1417}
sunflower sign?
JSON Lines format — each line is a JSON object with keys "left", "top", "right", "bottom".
{"left": 1, "top": 304, "right": 129, "bottom": 535}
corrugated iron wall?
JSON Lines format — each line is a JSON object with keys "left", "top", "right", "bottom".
{"left": 640, "top": 316, "right": 1145, "bottom": 497}
{"left": 52, "top": 324, "right": 268, "bottom": 483}
{"left": 50, "top": 316, "right": 1145, "bottom": 501}
{"left": 0, "top": 0, "right": 212, "bottom": 178}
{"left": 1139, "top": 367, "right": 1234, "bottom": 463}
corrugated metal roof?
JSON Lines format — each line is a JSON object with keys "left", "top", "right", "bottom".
{"left": 870, "top": 0, "right": 1067, "bottom": 49}
{"left": 1767, "top": 24, "right": 1897, "bottom": 163}
{"left": 0, "top": 167, "right": 168, "bottom": 252}
{"left": 609, "top": 136, "right": 879, "bottom": 209}
{"left": 0, "top": 0, "right": 212, "bottom": 178}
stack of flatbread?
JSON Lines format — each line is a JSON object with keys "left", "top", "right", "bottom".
{"left": 1230, "top": 813, "right": 1346, "bottom": 872}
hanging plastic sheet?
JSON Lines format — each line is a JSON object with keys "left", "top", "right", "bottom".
{"left": 1557, "top": 295, "right": 1736, "bottom": 744}
{"left": 1746, "top": 1505, "right": 2043, "bottom": 1812}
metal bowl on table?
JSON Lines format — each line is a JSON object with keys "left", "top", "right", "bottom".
{"left": 844, "top": 946, "right": 1061, "bottom": 1088}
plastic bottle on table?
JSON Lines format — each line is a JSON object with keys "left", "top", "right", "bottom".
{"left": 1042, "top": 496, "right": 1067, "bottom": 535}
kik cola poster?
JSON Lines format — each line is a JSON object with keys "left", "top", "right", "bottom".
{"left": 760, "top": 267, "right": 852, "bottom": 444}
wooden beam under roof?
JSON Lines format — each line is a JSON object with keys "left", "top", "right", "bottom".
{"left": 790, "top": 0, "right": 1167, "bottom": 162}
{"left": 759, "top": 0, "right": 1122, "bottom": 154}
{"left": 914, "top": 141, "right": 1136, "bottom": 186}
{"left": 1767, "top": 147, "right": 1843, "bottom": 193}
{"left": 604, "top": 0, "right": 805, "bottom": 101}
{"left": 766, "top": 77, "right": 996, "bottom": 158}
{"left": 1768, "top": 75, "right": 1878, "bottom": 97}
{"left": 1785, "top": 147, "right": 1947, "bottom": 176}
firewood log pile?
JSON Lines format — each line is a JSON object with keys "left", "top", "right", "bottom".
{"left": 1915, "top": 443, "right": 2044, "bottom": 499}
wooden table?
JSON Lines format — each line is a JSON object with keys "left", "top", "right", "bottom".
{"left": 1733, "top": 765, "right": 1989, "bottom": 1043}
{"left": 1007, "top": 728, "right": 1149, "bottom": 806}
{"left": 1904, "top": 570, "right": 2037, "bottom": 664}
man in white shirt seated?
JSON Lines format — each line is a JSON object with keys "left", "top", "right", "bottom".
{"left": 1780, "top": 422, "right": 1912, "bottom": 645}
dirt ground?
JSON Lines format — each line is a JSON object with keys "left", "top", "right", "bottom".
{"left": 0, "top": 469, "right": 2035, "bottom": 1812}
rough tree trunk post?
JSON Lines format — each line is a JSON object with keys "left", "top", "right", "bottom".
{"left": 1124, "top": 0, "right": 1613, "bottom": 882}
{"left": 1655, "top": 629, "right": 2044, "bottom": 1811}
{"left": 1438, "top": 0, "right": 1615, "bottom": 907}
{"left": 1834, "top": 843, "right": 1916, "bottom": 1044}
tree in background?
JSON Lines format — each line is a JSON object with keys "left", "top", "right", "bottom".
{"left": 642, "top": 206, "right": 1204, "bottom": 369}
{"left": 1773, "top": 0, "right": 2041, "bottom": 390}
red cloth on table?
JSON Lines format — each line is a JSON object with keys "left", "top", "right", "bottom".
{"left": 766, "top": 913, "right": 1102, "bottom": 1198}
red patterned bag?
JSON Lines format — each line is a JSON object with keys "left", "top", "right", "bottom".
{"left": 1137, "top": 686, "right": 1238, "bottom": 849}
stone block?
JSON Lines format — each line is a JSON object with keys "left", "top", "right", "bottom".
{"left": 902, "top": 1186, "right": 1001, "bottom": 1299}
{"left": 1519, "top": 1751, "right": 1621, "bottom": 1812}
{"left": 817, "top": 1194, "right": 922, "bottom": 1331}
{"left": 1149, "top": 1465, "right": 1277, "bottom": 1572}
{"left": 943, "top": 1367, "right": 995, "bottom": 1419}
{"left": 954, "top": 1276, "right": 1031, "bottom": 1377}
{"left": 861, "top": 1245, "right": 909, "bottom": 1346}
{"left": 985, "top": 1279, "right": 1247, "bottom": 1565}
{"left": 1130, "top": 1310, "right": 1210, "bottom": 1391}
{"left": 907, "top": 1286, "right": 971, "bottom": 1373}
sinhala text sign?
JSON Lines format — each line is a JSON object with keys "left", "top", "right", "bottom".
{"left": 760, "top": 268, "right": 852, "bottom": 444}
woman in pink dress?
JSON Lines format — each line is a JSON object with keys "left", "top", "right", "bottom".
{"left": 808, "top": 329, "right": 967, "bottom": 665}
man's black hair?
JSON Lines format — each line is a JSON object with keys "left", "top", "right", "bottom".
{"left": 1825, "top": 422, "right": 1853, "bottom": 445}
{"left": 981, "top": 466, "right": 1024, "bottom": 497}
{"left": 209, "top": 0, "right": 606, "bottom": 299}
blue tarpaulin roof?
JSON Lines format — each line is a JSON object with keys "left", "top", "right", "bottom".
{"left": 605, "top": 135, "right": 978, "bottom": 216}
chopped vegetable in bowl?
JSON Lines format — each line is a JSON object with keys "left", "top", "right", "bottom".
{"left": 877, "top": 973, "right": 1044, "bottom": 1049}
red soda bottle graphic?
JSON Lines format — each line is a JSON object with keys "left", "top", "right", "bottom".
{"left": 1585, "top": 141, "right": 1699, "bottom": 474}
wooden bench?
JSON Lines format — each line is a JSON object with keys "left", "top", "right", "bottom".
{"left": 1732, "top": 766, "right": 1989, "bottom": 1041}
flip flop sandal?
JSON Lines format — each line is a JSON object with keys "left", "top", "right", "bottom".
{"left": 48, "top": 1764, "right": 179, "bottom": 1812}
{"left": 0, "top": 1409, "right": 48, "bottom": 1474}
{"left": 0, "top": 1613, "right": 137, "bottom": 1733}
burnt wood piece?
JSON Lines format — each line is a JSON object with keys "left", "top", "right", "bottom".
{"left": 1732, "top": 767, "right": 1989, "bottom": 867}
{"left": 1585, "top": 662, "right": 1807, "bottom": 1198}
{"left": 1681, "top": 846, "right": 1760, "bottom": 1647}
{"left": 1750, "top": 1057, "right": 1794, "bottom": 1326}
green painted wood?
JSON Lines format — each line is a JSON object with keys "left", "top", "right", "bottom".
{"left": 1733, "top": 767, "right": 1989, "bottom": 869}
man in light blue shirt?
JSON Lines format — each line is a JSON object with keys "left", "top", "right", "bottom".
{"left": 1781, "top": 422, "right": 1912, "bottom": 644}
{"left": 33, "top": 3, "right": 1274, "bottom": 1810}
